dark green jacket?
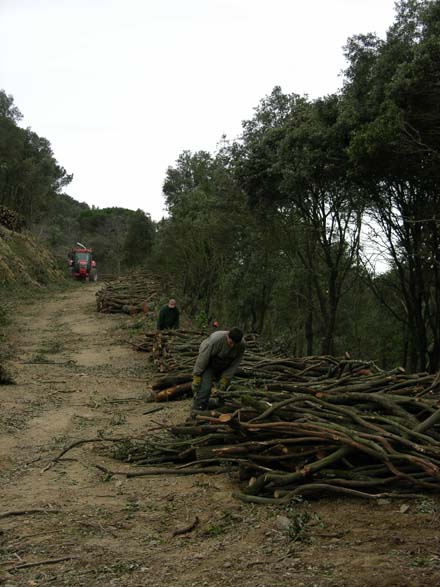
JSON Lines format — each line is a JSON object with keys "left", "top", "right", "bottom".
{"left": 157, "top": 305, "right": 180, "bottom": 330}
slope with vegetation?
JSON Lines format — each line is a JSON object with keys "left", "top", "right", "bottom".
{"left": 0, "top": 223, "right": 63, "bottom": 286}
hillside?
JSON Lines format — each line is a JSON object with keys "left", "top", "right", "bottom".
{"left": 0, "top": 224, "right": 64, "bottom": 286}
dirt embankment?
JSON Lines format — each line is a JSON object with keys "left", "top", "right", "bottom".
{"left": 0, "top": 225, "right": 63, "bottom": 286}
{"left": 1, "top": 284, "right": 440, "bottom": 587}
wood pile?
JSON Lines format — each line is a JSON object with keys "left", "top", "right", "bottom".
{"left": 150, "top": 329, "right": 207, "bottom": 372}
{"left": 138, "top": 329, "right": 381, "bottom": 402}
{"left": 113, "top": 368, "right": 440, "bottom": 502}
{"left": 95, "top": 270, "right": 162, "bottom": 314}
{"left": 97, "top": 273, "right": 118, "bottom": 282}
{"left": 0, "top": 205, "right": 25, "bottom": 232}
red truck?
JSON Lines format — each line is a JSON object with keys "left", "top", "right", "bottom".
{"left": 68, "top": 243, "right": 98, "bottom": 281}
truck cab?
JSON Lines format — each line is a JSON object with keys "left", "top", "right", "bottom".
{"left": 68, "top": 247, "right": 98, "bottom": 281}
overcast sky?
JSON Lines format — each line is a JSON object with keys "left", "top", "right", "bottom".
{"left": 1, "top": 0, "right": 397, "bottom": 221}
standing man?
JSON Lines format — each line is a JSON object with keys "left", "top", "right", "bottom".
{"left": 157, "top": 298, "right": 180, "bottom": 330}
{"left": 191, "top": 327, "right": 245, "bottom": 413}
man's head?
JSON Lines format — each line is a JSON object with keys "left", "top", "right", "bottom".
{"left": 226, "top": 327, "right": 243, "bottom": 347}
{"left": 167, "top": 299, "right": 177, "bottom": 309}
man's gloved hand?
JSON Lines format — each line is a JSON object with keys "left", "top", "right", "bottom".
{"left": 192, "top": 374, "right": 202, "bottom": 395}
{"left": 218, "top": 377, "right": 230, "bottom": 392}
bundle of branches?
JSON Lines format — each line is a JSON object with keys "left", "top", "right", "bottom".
{"left": 150, "top": 329, "right": 207, "bottom": 372}
{"left": 141, "top": 328, "right": 383, "bottom": 402}
{"left": 111, "top": 369, "right": 440, "bottom": 502}
{"left": 141, "top": 330, "right": 281, "bottom": 399}
{"left": 95, "top": 270, "right": 161, "bottom": 314}
{"left": 238, "top": 355, "right": 383, "bottom": 385}
{"left": 0, "top": 205, "right": 25, "bottom": 232}
{"left": 97, "top": 273, "right": 118, "bottom": 282}
{"left": 141, "top": 329, "right": 349, "bottom": 376}
{"left": 133, "top": 328, "right": 205, "bottom": 355}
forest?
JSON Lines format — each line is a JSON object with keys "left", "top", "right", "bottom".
{"left": 1, "top": 0, "right": 440, "bottom": 373}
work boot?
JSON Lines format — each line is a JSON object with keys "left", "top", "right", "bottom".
{"left": 208, "top": 397, "right": 224, "bottom": 410}
{"left": 188, "top": 408, "right": 206, "bottom": 420}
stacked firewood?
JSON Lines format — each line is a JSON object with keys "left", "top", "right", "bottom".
{"left": 138, "top": 329, "right": 379, "bottom": 378}
{"left": 112, "top": 369, "right": 440, "bottom": 501}
{"left": 138, "top": 328, "right": 382, "bottom": 402}
{"left": 95, "top": 270, "right": 162, "bottom": 314}
{"left": 139, "top": 330, "right": 204, "bottom": 401}
{"left": 109, "top": 323, "right": 440, "bottom": 500}
{"left": 135, "top": 329, "right": 205, "bottom": 355}
{"left": 0, "top": 205, "right": 25, "bottom": 232}
{"left": 150, "top": 330, "right": 206, "bottom": 372}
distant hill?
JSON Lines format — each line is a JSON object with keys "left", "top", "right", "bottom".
{"left": 0, "top": 90, "right": 155, "bottom": 277}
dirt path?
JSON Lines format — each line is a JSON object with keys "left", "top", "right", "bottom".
{"left": 1, "top": 285, "right": 440, "bottom": 586}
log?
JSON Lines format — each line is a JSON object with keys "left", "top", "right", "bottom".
{"left": 152, "top": 374, "right": 192, "bottom": 390}
{"left": 155, "top": 382, "right": 192, "bottom": 402}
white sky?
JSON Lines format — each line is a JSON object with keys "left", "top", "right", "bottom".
{"left": 0, "top": 0, "right": 397, "bottom": 221}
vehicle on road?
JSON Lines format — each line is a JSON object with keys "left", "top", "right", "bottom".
{"left": 68, "top": 242, "right": 98, "bottom": 281}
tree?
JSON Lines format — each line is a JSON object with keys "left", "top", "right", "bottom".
{"left": 233, "top": 88, "right": 363, "bottom": 355}
{"left": 123, "top": 209, "right": 155, "bottom": 267}
{"left": 153, "top": 150, "right": 249, "bottom": 323}
{"left": 0, "top": 90, "right": 73, "bottom": 224}
{"left": 0, "top": 90, "right": 22, "bottom": 122}
{"left": 342, "top": 0, "right": 440, "bottom": 371}
{"left": 79, "top": 208, "right": 137, "bottom": 275}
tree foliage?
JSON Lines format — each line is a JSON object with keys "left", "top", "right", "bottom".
{"left": 0, "top": 90, "right": 73, "bottom": 224}
{"left": 150, "top": 1, "right": 440, "bottom": 372}
{"left": 341, "top": 0, "right": 440, "bottom": 371}
{"left": 0, "top": 91, "right": 154, "bottom": 273}
{"left": 4, "top": 1, "right": 440, "bottom": 372}
{"left": 123, "top": 210, "right": 155, "bottom": 267}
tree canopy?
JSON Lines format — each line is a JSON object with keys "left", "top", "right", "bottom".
{"left": 3, "top": 1, "right": 440, "bottom": 372}
{"left": 150, "top": 0, "right": 440, "bottom": 371}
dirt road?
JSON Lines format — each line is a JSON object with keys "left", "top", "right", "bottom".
{"left": 1, "top": 284, "right": 440, "bottom": 586}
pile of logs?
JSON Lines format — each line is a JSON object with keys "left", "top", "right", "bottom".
{"left": 0, "top": 205, "right": 25, "bottom": 232}
{"left": 113, "top": 369, "right": 440, "bottom": 502}
{"left": 113, "top": 319, "right": 440, "bottom": 501}
{"left": 115, "top": 329, "right": 440, "bottom": 500}
{"left": 138, "top": 329, "right": 383, "bottom": 402}
{"left": 150, "top": 330, "right": 206, "bottom": 373}
{"left": 96, "top": 270, "right": 162, "bottom": 314}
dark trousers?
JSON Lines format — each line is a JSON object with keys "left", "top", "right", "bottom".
{"left": 191, "top": 367, "right": 220, "bottom": 411}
